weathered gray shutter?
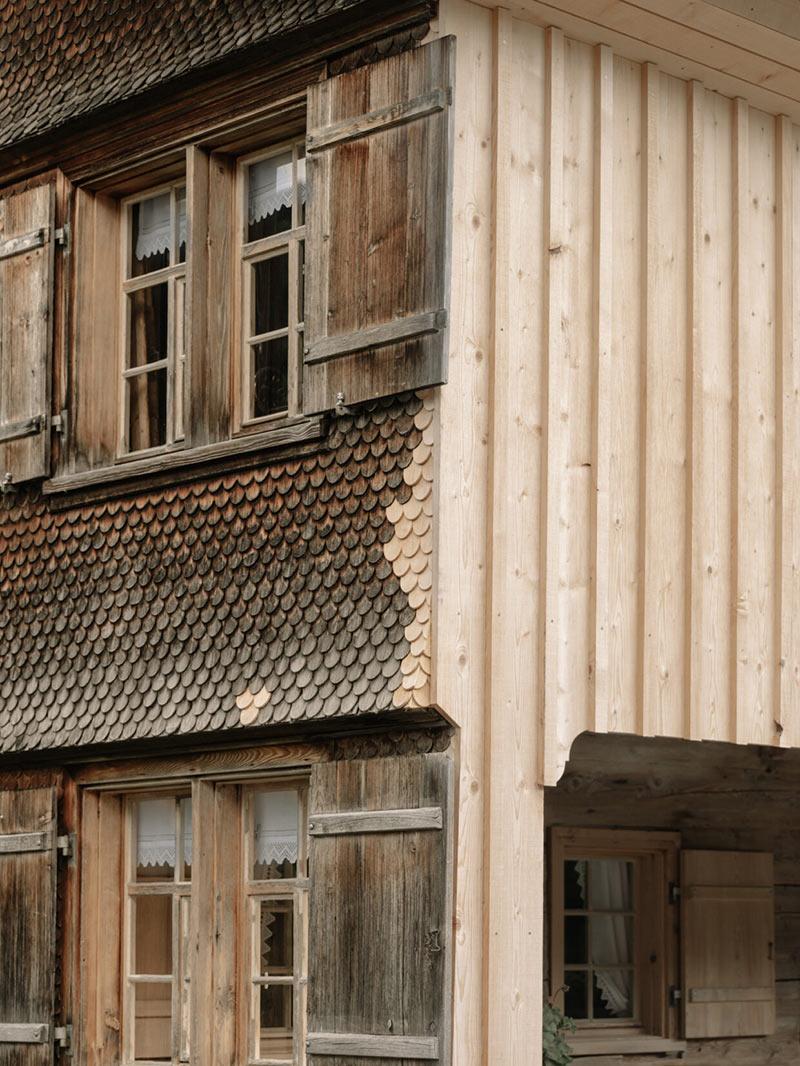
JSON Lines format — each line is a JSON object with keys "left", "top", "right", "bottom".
{"left": 308, "top": 752, "right": 454, "bottom": 1063}
{"left": 303, "top": 37, "right": 455, "bottom": 415}
{"left": 681, "top": 850, "right": 775, "bottom": 1038}
{"left": 0, "top": 786, "right": 58, "bottom": 1066}
{"left": 0, "top": 183, "right": 55, "bottom": 483}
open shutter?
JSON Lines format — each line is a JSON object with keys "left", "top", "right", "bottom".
{"left": 0, "top": 183, "right": 55, "bottom": 483}
{"left": 0, "top": 786, "right": 58, "bottom": 1066}
{"left": 681, "top": 850, "right": 775, "bottom": 1038}
{"left": 308, "top": 752, "right": 454, "bottom": 1063}
{"left": 303, "top": 37, "right": 455, "bottom": 415}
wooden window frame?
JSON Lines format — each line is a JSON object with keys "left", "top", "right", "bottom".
{"left": 119, "top": 182, "right": 187, "bottom": 459}
{"left": 549, "top": 827, "right": 683, "bottom": 1058}
{"left": 81, "top": 764, "right": 310, "bottom": 1066}
{"left": 234, "top": 139, "right": 306, "bottom": 434}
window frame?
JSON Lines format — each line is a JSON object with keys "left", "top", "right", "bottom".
{"left": 234, "top": 139, "right": 306, "bottom": 434}
{"left": 549, "top": 827, "right": 681, "bottom": 1056}
{"left": 118, "top": 182, "right": 187, "bottom": 460}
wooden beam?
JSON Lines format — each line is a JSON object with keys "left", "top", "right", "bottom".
{"left": 307, "top": 807, "right": 443, "bottom": 835}
{"left": 307, "top": 1033, "right": 439, "bottom": 1058}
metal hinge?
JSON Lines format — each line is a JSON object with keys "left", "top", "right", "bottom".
{"left": 669, "top": 882, "right": 681, "bottom": 904}
{"left": 51, "top": 410, "right": 67, "bottom": 436}
{"left": 56, "top": 833, "right": 74, "bottom": 859}
{"left": 54, "top": 1025, "right": 72, "bottom": 1053}
{"left": 669, "top": 986, "right": 683, "bottom": 1008}
{"left": 54, "top": 224, "right": 70, "bottom": 250}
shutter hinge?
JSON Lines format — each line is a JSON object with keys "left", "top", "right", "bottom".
{"left": 334, "top": 392, "right": 356, "bottom": 417}
{"left": 0, "top": 472, "right": 14, "bottom": 496}
{"left": 669, "top": 986, "right": 682, "bottom": 1008}
{"left": 51, "top": 410, "right": 67, "bottom": 436}
{"left": 669, "top": 882, "right": 681, "bottom": 904}
{"left": 56, "top": 833, "right": 74, "bottom": 859}
{"left": 54, "top": 224, "right": 70, "bottom": 250}
{"left": 54, "top": 1025, "right": 72, "bottom": 1053}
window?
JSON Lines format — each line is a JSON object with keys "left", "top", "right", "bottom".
{"left": 238, "top": 142, "right": 306, "bottom": 425}
{"left": 88, "top": 776, "right": 309, "bottom": 1066}
{"left": 549, "top": 828, "right": 680, "bottom": 1055}
{"left": 122, "top": 185, "right": 187, "bottom": 455}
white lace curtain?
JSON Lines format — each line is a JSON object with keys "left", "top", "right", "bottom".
{"left": 136, "top": 792, "right": 298, "bottom": 868}
{"left": 577, "top": 859, "right": 633, "bottom": 1017}
{"left": 134, "top": 192, "right": 187, "bottom": 261}
{"left": 248, "top": 154, "right": 306, "bottom": 226}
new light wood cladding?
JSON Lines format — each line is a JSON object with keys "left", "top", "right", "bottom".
{"left": 436, "top": 5, "right": 800, "bottom": 784}
{"left": 386, "top": 391, "right": 435, "bottom": 709}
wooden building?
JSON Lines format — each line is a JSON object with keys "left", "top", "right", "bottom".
{"left": 2, "top": 2, "right": 800, "bottom": 1066}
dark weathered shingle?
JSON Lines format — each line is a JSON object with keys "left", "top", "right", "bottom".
{"left": 0, "top": 394, "right": 424, "bottom": 755}
{"left": 0, "top": 0, "right": 376, "bottom": 149}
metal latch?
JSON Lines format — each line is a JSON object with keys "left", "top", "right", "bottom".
{"left": 54, "top": 1025, "right": 72, "bottom": 1052}
{"left": 56, "top": 834, "right": 74, "bottom": 859}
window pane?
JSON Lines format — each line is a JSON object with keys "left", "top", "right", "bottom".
{"left": 258, "top": 985, "right": 293, "bottom": 1061}
{"left": 179, "top": 796, "right": 192, "bottom": 881}
{"left": 564, "top": 860, "right": 587, "bottom": 909}
{"left": 135, "top": 797, "right": 175, "bottom": 881}
{"left": 248, "top": 152, "right": 293, "bottom": 240}
{"left": 131, "top": 193, "right": 171, "bottom": 276}
{"left": 593, "top": 969, "right": 634, "bottom": 1019}
{"left": 129, "top": 283, "right": 169, "bottom": 368}
{"left": 180, "top": 897, "right": 191, "bottom": 1061}
{"left": 564, "top": 916, "right": 587, "bottom": 965}
{"left": 128, "top": 368, "right": 168, "bottom": 452}
{"left": 176, "top": 187, "right": 187, "bottom": 264}
{"left": 174, "top": 277, "right": 186, "bottom": 443}
{"left": 252, "top": 337, "right": 288, "bottom": 419}
{"left": 133, "top": 982, "right": 172, "bottom": 1061}
{"left": 588, "top": 859, "right": 633, "bottom": 911}
{"left": 590, "top": 915, "right": 634, "bottom": 967}
{"left": 252, "top": 790, "right": 299, "bottom": 880}
{"left": 252, "top": 254, "right": 289, "bottom": 336}
{"left": 134, "top": 895, "right": 173, "bottom": 974}
{"left": 297, "top": 146, "right": 306, "bottom": 226}
{"left": 260, "top": 902, "right": 294, "bottom": 975}
{"left": 563, "top": 970, "right": 588, "bottom": 1020}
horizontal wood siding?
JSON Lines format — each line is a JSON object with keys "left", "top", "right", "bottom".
{"left": 435, "top": 2, "right": 800, "bottom": 783}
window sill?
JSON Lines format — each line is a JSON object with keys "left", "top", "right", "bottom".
{"left": 568, "top": 1036, "right": 687, "bottom": 1058}
{"left": 43, "top": 415, "right": 325, "bottom": 498}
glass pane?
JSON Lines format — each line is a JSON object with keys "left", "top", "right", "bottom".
{"left": 252, "top": 337, "right": 288, "bottom": 419}
{"left": 564, "top": 860, "right": 587, "bottom": 910}
{"left": 252, "top": 790, "right": 299, "bottom": 880}
{"left": 174, "top": 276, "right": 186, "bottom": 443}
{"left": 129, "top": 283, "right": 169, "bottom": 368}
{"left": 248, "top": 152, "right": 293, "bottom": 240}
{"left": 135, "top": 798, "right": 175, "bottom": 881}
{"left": 128, "top": 368, "right": 168, "bottom": 452}
{"left": 590, "top": 915, "right": 634, "bottom": 966}
{"left": 133, "top": 982, "right": 172, "bottom": 1061}
{"left": 134, "top": 895, "right": 173, "bottom": 974}
{"left": 297, "top": 146, "right": 306, "bottom": 226}
{"left": 564, "top": 916, "right": 587, "bottom": 965}
{"left": 179, "top": 796, "right": 192, "bottom": 881}
{"left": 131, "top": 193, "right": 171, "bottom": 276}
{"left": 259, "top": 902, "right": 294, "bottom": 975}
{"left": 593, "top": 969, "right": 634, "bottom": 1019}
{"left": 176, "top": 187, "right": 187, "bottom": 264}
{"left": 563, "top": 970, "right": 588, "bottom": 1021}
{"left": 252, "top": 254, "right": 289, "bottom": 336}
{"left": 258, "top": 985, "right": 293, "bottom": 1061}
{"left": 588, "top": 859, "right": 633, "bottom": 911}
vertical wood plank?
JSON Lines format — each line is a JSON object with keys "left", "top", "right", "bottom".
{"left": 542, "top": 25, "right": 565, "bottom": 783}
{"left": 485, "top": 9, "right": 545, "bottom": 1065}
{"left": 429, "top": 5, "right": 494, "bottom": 1066}
{"left": 593, "top": 44, "right": 613, "bottom": 734}
{"left": 688, "top": 80, "right": 703, "bottom": 741}
{"left": 642, "top": 67, "right": 690, "bottom": 738}
{"left": 731, "top": 97, "right": 747, "bottom": 745}
{"left": 609, "top": 55, "right": 644, "bottom": 735}
{"left": 736, "top": 104, "right": 778, "bottom": 746}
{"left": 776, "top": 115, "right": 800, "bottom": 747}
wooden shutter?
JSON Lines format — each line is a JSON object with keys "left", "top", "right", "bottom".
{"left": 0, "top": 786, "right": 58, "bottom": 1066}
{"left": 681, "top": 850, "right": 775, "bottom": 1038}
{"left": 308, "top": 752, "right": 454, "bottom": 1063}
{"left": 0, "top": 182, "right": 55, "bottom": 483}
{"left": 303, "top": 37, "right": 455, "bottom": 415}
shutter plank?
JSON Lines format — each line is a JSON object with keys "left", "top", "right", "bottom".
{"left": 308, "top": 753, "right": 453, "bottom": 1064}
{"left": 303, "top": 38, "right": 454, "bottom": 414}
{"left": 682, "top": 850, "right": 775, "bottom": 1038}
{"left": 0, "top": 787, "right": 58, "bottom": 1066}
{"left": 0, "top": 184, "right": 55, "bottom": 483}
